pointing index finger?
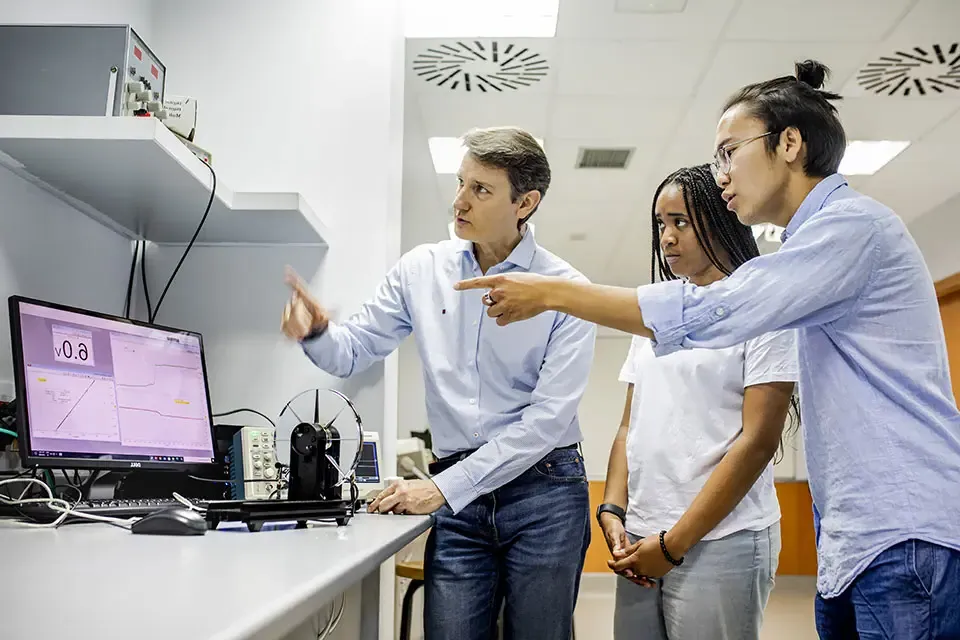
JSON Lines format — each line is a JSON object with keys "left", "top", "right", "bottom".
{"left": 284, "top": 266, "right": 311, "bottom": 297}
{"left": 454, "top": 275, "right": 502, "bottom": 291}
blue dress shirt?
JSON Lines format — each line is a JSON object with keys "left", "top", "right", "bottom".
{"left": 635, "top": 173, "right": 960, "bottom": 597}
{"left": 301, "top": 230, "right": 597, "bottom": 514}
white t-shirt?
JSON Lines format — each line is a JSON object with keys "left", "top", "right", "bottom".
{"left": 618, "top": 329, "right": 798, "bottom": 540}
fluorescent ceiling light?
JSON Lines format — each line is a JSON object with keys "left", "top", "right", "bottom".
{"left": 839, "top": 140, "right": 910, "bottom": 176}
{"left": 429, "top": 136, "right": 545, "bottom": 174}
{"left": 404, "top": 0, "right": 559, "bottom": 38}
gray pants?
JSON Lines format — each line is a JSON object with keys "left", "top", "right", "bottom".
{"left": 614, "top": 523, "right": 781, "bottom": 640}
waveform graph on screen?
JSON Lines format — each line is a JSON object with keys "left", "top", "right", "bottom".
{"left": 24, "top": 366, "right": 121, "bottom": 443}
{"left": 110, "top": 333, "right": 211, "bottom": 450}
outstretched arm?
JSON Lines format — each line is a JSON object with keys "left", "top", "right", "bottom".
{"left": 456, "top": 206, "right": 880, "bottom": 353}
{"left": 455, "top": 273, "right": 652, "bottom": 337}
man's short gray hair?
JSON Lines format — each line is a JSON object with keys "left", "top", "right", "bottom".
{"left": 461, "top": 126, "right": 551, "bottom": 225}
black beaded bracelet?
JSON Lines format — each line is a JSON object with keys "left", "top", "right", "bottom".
{"left": 659, "top": 530, "right": 684, "bottom": 567}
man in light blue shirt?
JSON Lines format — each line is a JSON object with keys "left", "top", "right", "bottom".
{"left": 281, "top": 127, "right": 596, "bottom": 640}
{"left": 456, "top": 62, "right": 960, "bottom": 638}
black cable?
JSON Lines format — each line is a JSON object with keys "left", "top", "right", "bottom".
{"left": 150, "top": 162, "right": 217, "bottom": 324}
{"left": 123, "top": 241, "right": 140, "bottom": 319}
{"left": 140, "top": 240, "right": 153, "bottom": 323}
{"left": 60, "top": 469, "right": 79, "bottom": 489}
{"left": 79, "top": 470, "right": 100, "bottom": 502}
{"left": 188, "top": 471, "right": 284, "bottom": 485}
{"left": 55, "top": 484, "right": 83, "bottom": 503}
{"left": 213, "top": 408, "right": 277, "bottom": 428}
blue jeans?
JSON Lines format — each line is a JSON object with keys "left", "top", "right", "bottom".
{"left": 614, "top": 523, "right": 780, "bottom": 640}
{"left": 815, "top": 539, "right": 960, "bottom": 639}
{"left": 423, "top": 447, "right": 591, "bottom": 640}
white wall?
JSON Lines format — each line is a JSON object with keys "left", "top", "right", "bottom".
{"left": 0, "top": 167, "right": 134, "bottom": 398}
{"left": 0, "top": 0, "right": 154, "bottom": 39}
{"left": 910, "top": 193, "right": 960, "bottom": 283}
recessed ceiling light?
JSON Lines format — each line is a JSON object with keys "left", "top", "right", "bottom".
{"left": 405, "top": 0, "right": 559, "bottom": 38}
{"left": 839, "top": 140, "right": 910, "bottom": 176}
{"left": 429, "top": 136, "right": 545, "bottom": 174}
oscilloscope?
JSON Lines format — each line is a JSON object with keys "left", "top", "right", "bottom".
{"left": 7, "top": 295, "right": 218, "bottom": 474}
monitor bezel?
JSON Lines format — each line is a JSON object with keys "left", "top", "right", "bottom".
{"left": 8, "top": 294, "right": 219, "bottom": 474}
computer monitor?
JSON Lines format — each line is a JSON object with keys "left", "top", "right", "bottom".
{"left": 8, "top": 295, "right": 217, "bottom": 472}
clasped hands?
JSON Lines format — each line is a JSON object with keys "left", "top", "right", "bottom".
{"left": 600, "top": 514, "right": 680, "bottom": 588}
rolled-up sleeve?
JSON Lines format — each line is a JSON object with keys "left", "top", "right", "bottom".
{"left": 637, "top": 204, "right": 880, "bottom": 356}
{"left": 432, "top": 311, "right": 597, "bottom": 514}
{"left": 301, "top": 260, "right": 413, "bottom": 378}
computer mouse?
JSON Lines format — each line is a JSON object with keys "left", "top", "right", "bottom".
{"left": 131, "top": 507, "right": 207, "bottom": 536}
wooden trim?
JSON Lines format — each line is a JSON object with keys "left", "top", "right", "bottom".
{"left": 935, "top": 273, "right": 960, "bottom": 300}
{"left": 583, "top": 480, "right": 817, "bottom": 575}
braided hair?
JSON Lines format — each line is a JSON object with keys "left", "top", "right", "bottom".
{"left": 650, "top": 164, "right": 759, "bottom": 284}
{"left": 648, "top": 163, "right": 800, "bottom": 458}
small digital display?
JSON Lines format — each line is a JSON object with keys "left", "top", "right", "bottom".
{"left": 356, "top": 441, "right": 380, "bottom": 483}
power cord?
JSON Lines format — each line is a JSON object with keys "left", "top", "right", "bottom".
{"left": 213, "top": 408, "right": 277, "bottom": 429}
{"left": 0, "top": 477, "right": 136, "bottom": 529}
{"left": 123, "top": 241, "right": 141, "bottom": 319}
{"left": 139, "top": 240, "right": 153, "bottom": 322}
{"left": 315, "top": 594, "right": 346, "bottom": 639}
{"left": 147, "top": 161, "right": 217, "bottom": 324}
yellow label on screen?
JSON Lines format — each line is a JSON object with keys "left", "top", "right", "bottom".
{"left": 174, "top": 399, "right": 190, "bottom": 405}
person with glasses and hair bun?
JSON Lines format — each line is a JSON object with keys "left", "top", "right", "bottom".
{"left": 456, "top": 60, "right": 960, "bottom": 639}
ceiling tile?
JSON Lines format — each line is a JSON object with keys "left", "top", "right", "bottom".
{"left": 725, "top": 0, "right": 917, "bottom": 43}
{"left": 555, "top": 39, "right": 713, "bottom": 97}
{"left": 695, "top": 41, "right": 876, "bottom": 103}
{"left": 853, "top": 138, "right": 960, "bottom": 223}
{"left": 838, "top": 98, "right": 960, "bottom": 141}
{"left": 548, "top": 96, "right": 689, "bottom": 140}
{"left": 877, "top": 0, "right": 960, "bottom": 46}
{"left": 417, "top": 93, "right": 553, "bottom": 138}
{"left": 556, "top": 0, "right": 737, "bottom": 41}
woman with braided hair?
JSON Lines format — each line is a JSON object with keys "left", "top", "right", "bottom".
{"left": 597, "top": 164, "right": 799, "bottom": 640}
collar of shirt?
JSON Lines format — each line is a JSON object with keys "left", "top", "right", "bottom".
{"left": 781, "top": 173, "right": 848, "bottom": 243}
{"left": 454, "top": 227, "right": 537, "bottom": 272}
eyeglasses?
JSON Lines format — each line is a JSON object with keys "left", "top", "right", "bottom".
{"left": 710, "top": 132, "right": 777, "bottom": 179}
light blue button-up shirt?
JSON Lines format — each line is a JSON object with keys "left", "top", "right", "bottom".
{"left": 301, "top": 230, "right": 596, "bottom": 514}
{"left": 635, "top": 173, "right": 960, "bottom": 597}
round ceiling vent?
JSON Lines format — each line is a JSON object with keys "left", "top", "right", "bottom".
{"left": 412, "top": 40, "right": 549, "bottom": 92}
{"left": 856, "top": 44, "right": 960, "bottom": 96}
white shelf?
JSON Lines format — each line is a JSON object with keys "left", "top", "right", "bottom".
{"left": 0, "top": 115, "right": 331, "bottom": 246}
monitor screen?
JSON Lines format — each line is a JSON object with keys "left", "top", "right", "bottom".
{"left": 356, "top": 440, "right": 380, "bottom": 484}
{"left": 9, "top": 296, "right": 217, "bottom": 471}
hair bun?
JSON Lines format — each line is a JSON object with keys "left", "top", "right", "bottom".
{"left": 795, "top": 60, "right": 830, "bottom": 89}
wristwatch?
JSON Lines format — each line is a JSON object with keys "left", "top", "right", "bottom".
{"left": 596, "top": 503, "right": 626, "bottom": 526}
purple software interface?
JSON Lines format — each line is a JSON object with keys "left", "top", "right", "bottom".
{"left": 16, "top": 301, "right": 216, "bottom": 464}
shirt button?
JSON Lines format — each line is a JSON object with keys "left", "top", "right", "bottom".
{"left": 473, "top": 321, "right": 478, "bottom": 326}
{"left": 469, "top": 398, "right": 476, "bottom": 405}
{"left": 473, "top": 432, "right": 479, "bottom": 438}
{"left": 715, "top": 308, "right": 726, "bottom": 317}
{"left": 468, "top": 360, "right": 474, "bottom": 366}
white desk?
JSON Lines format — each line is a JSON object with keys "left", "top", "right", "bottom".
{"left": 0, "top": 513, "right": 433, "bottom": 640}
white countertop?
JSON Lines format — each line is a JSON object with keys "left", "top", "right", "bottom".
{"left": 0, "top": 513, "right": 433, "bottom": 640}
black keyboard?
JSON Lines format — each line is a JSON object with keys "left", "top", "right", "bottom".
{"left": 71, "top": 498, "right": 207, "bottom": 518}
{"left": 3, "top": 497, "right": 207, "bottom": 524}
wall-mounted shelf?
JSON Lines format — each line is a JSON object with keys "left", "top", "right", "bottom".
{"left": 0, "top": 115, "right": 331, "bottom": 246}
